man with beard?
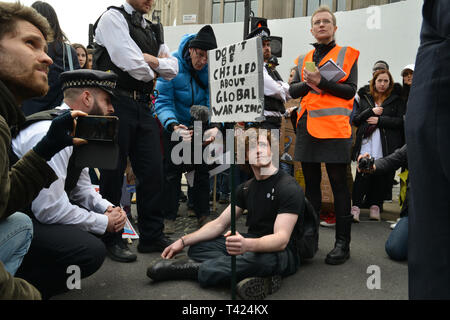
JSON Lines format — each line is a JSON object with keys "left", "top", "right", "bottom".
{"left": 147, "top": 129, "right": 305, "bottom": 300}
{"left": 12, "top": 69, "right": 128, "bottom": 299}
{"left": 0, "top": 2, "right": 87, "bottom": 299}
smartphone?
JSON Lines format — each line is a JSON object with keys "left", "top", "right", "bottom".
{"left": 305, "top": 61, "right": 316, "bottom": 72}
{"left": 75, "top": 115, "right": 119, "bottom": 142}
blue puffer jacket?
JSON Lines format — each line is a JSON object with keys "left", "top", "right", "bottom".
{"left": 155, "top": 33, "right": 210, "bottom": 130}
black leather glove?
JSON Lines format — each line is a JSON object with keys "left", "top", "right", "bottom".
{"left": 33, "top": 110, "right": 75, "bottom": 161}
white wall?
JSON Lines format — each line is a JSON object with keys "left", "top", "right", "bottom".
{"left": 163, "top": 0, "right": 423, "bottom": 88}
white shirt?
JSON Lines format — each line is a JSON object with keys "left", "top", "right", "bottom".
{"left": 12, "top": 104, "right": 111, "bottom": 235}
{"left": 263, "top": 63, "right": 291, "bottom": 103}
{"left": 94, "top": 2, "right": 178, "bottom": 82}
{"left": 359, "top": 103, "right": 384, "bottom": 160}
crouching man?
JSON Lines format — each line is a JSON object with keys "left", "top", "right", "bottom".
{"left": 147, "top": 128, "right": 305, "bottom": 300}
{"left": 12, "top": 70, "right": 132, "bottom": 299}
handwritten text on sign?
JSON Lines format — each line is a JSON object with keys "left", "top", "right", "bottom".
{"left": 209, "top": 37, "right": 264, "bottom": 123}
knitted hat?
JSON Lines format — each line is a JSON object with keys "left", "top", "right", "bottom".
{"left": 189, "top": 25, "right": 217, "bottom": 51}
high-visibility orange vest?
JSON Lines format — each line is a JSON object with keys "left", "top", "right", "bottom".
{"left": 295, "top": 45, "right": 359, "bottom": 139}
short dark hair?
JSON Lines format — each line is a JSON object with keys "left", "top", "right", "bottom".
{"left": 0, "top": 1, "right": 52, "bottom": 41}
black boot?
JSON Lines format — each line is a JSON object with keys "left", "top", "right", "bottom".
{"left": 325, "top": 215, "right": 352, "bottom": 265}
{"left": 147, "top": 256, "right": 201, "bottom": 281}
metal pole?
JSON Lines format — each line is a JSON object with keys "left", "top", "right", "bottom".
{"left": 230, "top": 0, "right": 251, "bottom": 301}
{"left": 230, "top": 163, "right": 236, "bottom": 300}
{"left": 243, "top": 0, "right": 250, "bottom": 39}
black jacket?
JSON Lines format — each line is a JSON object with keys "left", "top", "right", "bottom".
{"left": 351, "top": 92, "right": 405, "bottom": 160}
{"left": 374, "top": 145, "right": 408, "bottom": 218}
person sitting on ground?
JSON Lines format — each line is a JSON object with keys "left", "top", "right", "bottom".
{"left": 12, "top": 70, "right": 132, "bottom": 299}
{"left": 147, "top": 128, "right": 306, "bottom": 300}
{"left": 358, "top": 144, "right": 408, "bottom": 261}
{"left": 0, "top": 1, "right": 86, "bottom": 299}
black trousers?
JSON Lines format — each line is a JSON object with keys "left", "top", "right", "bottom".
{"left": 301, "top": 162, "right": 351, "bottom": 219}
{"left": 162, "top": 130, "right": 210, "bottom": 221}
{"left": 188, "top": 234, "right": 299, "bottom": 287}
{"left": 16, "top": 220, "right": 106, "bottom": 299}
{"left": 100, "top": 95, "right": 164, "bottom": 244}
{"left": 352, "top": 171, "right": 392, "bottom": 209}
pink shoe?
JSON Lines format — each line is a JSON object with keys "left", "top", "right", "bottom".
{"left": 351, "top": 206, "right": 360, "bottom": 222}
{"left": 369, "top": 205, "right": 381, "bottom": 221}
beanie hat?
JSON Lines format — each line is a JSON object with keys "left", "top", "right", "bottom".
{"left": 189, "top": 25, "right": 217, "bottom": 51}
{"left": 372, "top": 60, "right": 389, "bottom": 73}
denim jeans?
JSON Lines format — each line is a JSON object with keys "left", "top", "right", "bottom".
{"left": 385, "top": 216, "right": 408, "bottom": 261}
{"left": 0, "top": 212, "right": 33, "bottom": 276}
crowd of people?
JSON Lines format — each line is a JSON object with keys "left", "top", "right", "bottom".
{"left": 0, "top": 0, "right": 449, "bottom": 301}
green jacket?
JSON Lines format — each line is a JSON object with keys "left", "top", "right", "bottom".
{"left": 0, "top": 80, "right": 58, "bottom": 300}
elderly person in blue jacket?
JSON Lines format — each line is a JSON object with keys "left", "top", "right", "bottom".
{"left": 155, "top": 25, "right": 220, "bottom": 231}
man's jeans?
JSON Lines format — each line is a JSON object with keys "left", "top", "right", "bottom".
{"left": 385, "top": 216, "right": 408, "bottom": 261}
{"left": 0, "top": 212, "right": 33, "bottom": 275}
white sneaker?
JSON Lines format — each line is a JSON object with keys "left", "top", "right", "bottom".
{"left": 390, "top": 218, "right": 401, "bottom": 230}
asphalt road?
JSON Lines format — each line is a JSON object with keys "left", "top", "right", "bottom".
{"left": 53, "top": 197, "right": 407, "bottom": 301}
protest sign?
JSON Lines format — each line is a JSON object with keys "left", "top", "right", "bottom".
{"left": 209, "top": 37, "right": 264, "bottom": 123}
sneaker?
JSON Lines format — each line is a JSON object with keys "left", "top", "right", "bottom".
{"left": 320, "top": 213, "right": 336, "bottom": 227}
{"left": 351, "top": 206, "right": 360, "bottom": 223}
{"left": 369, "top": 205, "right": 381, "bottom": 221}
{"left": 390, "top": 218, "right": 401, "bottom": 230}
{"left": 137, "top": 236, "right": 173, "bottom": 253}
{"left": 105, "top": 240, "right": 137, "bottom": 263}
{"left": 236, "top": 275, "right": 281, "bottom": 300}
{"left": 163, "top": 219, "right": 176, "bottom": 234}
{"left": 320, "top": 211, "right": 330, "bottom": 221}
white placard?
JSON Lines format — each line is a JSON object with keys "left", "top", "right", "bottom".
{"left": 208, "top": 37, "right": 264, "bottom": 123}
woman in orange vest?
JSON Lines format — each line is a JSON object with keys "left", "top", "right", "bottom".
{"left": 289, "top": 5, "right": 359, "bottom": 265}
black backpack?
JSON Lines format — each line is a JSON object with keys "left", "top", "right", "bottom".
{"left": 294, "top": 198, "right": 319, "bottom": 260}
{"left": 242, "top": 173, "right": 319, "bottom": 260}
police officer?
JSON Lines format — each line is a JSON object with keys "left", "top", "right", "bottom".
{"left": 245, "top": 26, "right": 291, "bottom": 130}
{"left": 93, "top": 0, "right": 178, "bottom": 253}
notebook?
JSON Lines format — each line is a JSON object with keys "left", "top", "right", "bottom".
{"left": 319, "top": 59, "right": 347, "bottom": 83}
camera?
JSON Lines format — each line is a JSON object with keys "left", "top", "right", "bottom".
{"left": 75, "top": 116, "right": 119, "bottom": 142}
{"left": 358, "top": 156, "right": 375, "bottom": 171}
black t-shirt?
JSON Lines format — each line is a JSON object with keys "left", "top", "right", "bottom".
{"left": 236, "top": 170, "right": 305, "bottom": 239}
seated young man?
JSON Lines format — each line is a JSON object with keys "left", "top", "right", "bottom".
{"left": 147, "top": 128, "right": 306, "bottom": 299}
